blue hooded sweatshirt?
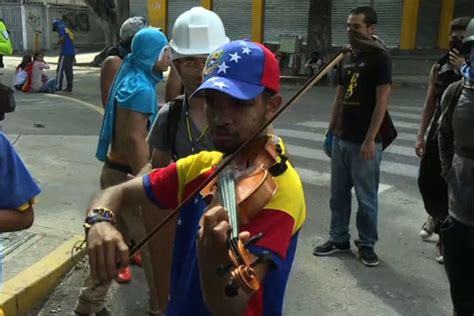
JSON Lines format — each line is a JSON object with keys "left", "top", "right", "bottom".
{"left": 96, "top": 28, "right": 168, "bottom": 162}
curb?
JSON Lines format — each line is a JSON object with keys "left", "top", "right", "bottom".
{"left": 0, "top": 235, "right": 86, "bottom": 316}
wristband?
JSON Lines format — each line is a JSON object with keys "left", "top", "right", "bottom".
{"left": 84, "top": 207, "right": 116, "bottom": 235}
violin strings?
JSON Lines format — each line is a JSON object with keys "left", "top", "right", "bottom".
{"left": 219, "top": 169, "right": 239, "bottom": 239}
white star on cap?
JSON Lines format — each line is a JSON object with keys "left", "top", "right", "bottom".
{"left": 239, "top": 41, "right": 248, "bottom": 46}
{"left": 242, "top": 46, "right": 252, "bottom": 55}
{"left": 217, "top": 62, "right": 230, "bottom": 74}
{"left": 207, "top": 77, "right": 219, "bottom": 83}
{"left": 229, "top": 52, "right": 242, "bottom": 63}
{"left": 212, "top": 81, "right": 229, "bottom": 90}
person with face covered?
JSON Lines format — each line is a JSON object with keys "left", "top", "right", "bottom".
{"left": 313, "top": 6, "right": 391, "bottom": 267}
{"left": 75, "top": 28, "right": 170, "bottom": 316}
{"left": 438, "top": 18, "right": 474, "bottom": 316}
{"left": 100, "top": 16, "right": 149, "bottom": 108}
{"left": 415, "top": 17, "right": 470, "bottom": 264}
{"left": 81, "top": 40, "right": 306, "bottom": 316}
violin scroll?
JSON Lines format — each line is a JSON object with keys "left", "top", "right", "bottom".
{"left": 218, "top": 232, "right": 272, "bottom": 297}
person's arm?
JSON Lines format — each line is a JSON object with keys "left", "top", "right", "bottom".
{"left": 0, "top": 206, "right": 34, "bottom": 232}
{"left": 165, "top": 66, "right": 183, "bottom": 102}
{"left": 360, "top": 84, "right": 391, "bottom": 160}
{"left": 328, "top": 85, "right": 345, "bottom": 131}
{"left": 86, "top": 176, "right": 153, "bottom": 283}
{"left": 57, "top": 35, "right": 64, "bottom": 47}
{"left": 197, "top": 205, "right": 270, "bottom": 316}
{"left": 415, "top": 65, "right": 438, "bottom": 157}
{"left": 151, "top": 149, "right": 172, "bottom": 168}
{"left": 100, "top": 57, "right": 123, "bottom": 107}
{"left": 121, "top": 109, "right": 151, "bottom": 175}
{"left": 360, "top": 52, "right": 392, "bottom": 160}
{"left": 40, "top": 62, "right": 50, "bottom": 70}
{"left": 147, "top": 104, "right": 173, "bottom": 168}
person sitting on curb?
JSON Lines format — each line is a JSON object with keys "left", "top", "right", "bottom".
{"left": 0, "top": 132, "right": 41, "bottom": 232}
{"left": 28, "top": 51, "right": 56, "bottom": 94}
{"left": 14, "top": 54, "right": 32, "bottom": 90}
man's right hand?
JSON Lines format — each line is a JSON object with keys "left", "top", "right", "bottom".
{"left": 87, "top": 222, "right": 129, "bottom": 284}
{"left": 415, "top": 136, "right": 426, "bottom": 158}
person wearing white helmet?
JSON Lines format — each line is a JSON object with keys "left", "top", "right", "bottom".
{"left": 142, "top": 6, "right": 229, "bottom": 312}
{"left": 100, "top": 16, "right": 149, "bottom": 107}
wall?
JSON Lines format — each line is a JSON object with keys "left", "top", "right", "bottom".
{"left": 23, "top": 4, "right": 45, "bottom": 51}
{"left": 47, "top": 5, "right": 104, "bottom": 50}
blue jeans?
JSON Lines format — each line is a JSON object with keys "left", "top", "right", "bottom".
{"left": 329, "top": 136, "right": 382, "bottom": 248}
{"left": 39, "top": 78, "right": 57, "bottom": 93}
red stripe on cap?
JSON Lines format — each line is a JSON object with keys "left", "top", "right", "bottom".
{"left": 255, "top": 43, "right": 280, "bottom": 93}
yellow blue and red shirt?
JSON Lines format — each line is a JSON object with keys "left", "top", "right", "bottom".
{"left": 143, "top": 148, "right": 306, "bottom": 316}
{"left": 0, "top": 132, "right": 40, "bottom": 211}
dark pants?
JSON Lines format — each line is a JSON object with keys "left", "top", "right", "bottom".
{"left": 56, "top": 55, "right": 74, "bottom": 90}
{"left": 418, "top": 133, "right": 448, "bottom": 233}
{"left": 0, "top": 54, "right": 4, "bottom": 68}
{"left": 442, "top": 216, "right": 474, "bottom": 316}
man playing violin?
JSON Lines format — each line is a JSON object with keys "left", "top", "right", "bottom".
{"left": 84, "top": 40, "right": 306, "bottom": 315}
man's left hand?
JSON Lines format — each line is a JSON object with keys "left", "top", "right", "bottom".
{"left": 360, "top": 139, "right": 376, "bottom": 160}
{"left": 449, "top": 49, "right": 465, "bottom": 71}
{"left": 197, "top": 205, "right": 250, "bottom": 267}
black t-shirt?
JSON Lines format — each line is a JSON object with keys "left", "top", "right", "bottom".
{"left": 337, "top": 50, "right": 392, "bottom": 143}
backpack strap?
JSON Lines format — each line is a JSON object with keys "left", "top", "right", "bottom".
{"left": 166, "top": 95, "right": 185, "bottom": 161}
{"left": 435, "top": 80, "right": 463, "bottom": 135}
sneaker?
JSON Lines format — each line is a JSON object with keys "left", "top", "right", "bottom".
{"left": 313, "top": 240, "right": 351, "bottom": 256}
{"left": 420, "top": 216, "right": 435, "bottom": 240}
{"left": 130, "top": 251, "right": 142, "bottom": 267}
{"left": 435, "top": 241, "right": 444, "bottom": 264}
{"left": 359, "top": 246, "right": 379, "bottom": 267}
{"left": 75, "top": 307, "right": 111, "bottom": 316}
{"left": 116, "top": 266, "right": 132, "bottom": 283}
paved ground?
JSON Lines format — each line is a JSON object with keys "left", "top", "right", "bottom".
{"left": 0, "top": 53, "right": 453, "bottom": 315}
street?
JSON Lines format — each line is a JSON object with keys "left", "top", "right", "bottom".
{"left": 1, "top": 60, "right": 452, "bottom": 315}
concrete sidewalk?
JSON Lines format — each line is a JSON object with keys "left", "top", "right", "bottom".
{"left": 0, "top": 61, "right": 104, "bottom": 315}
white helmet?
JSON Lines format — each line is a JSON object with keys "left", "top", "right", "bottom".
{"left": 169, "top": 6, "right": 229, "bottom": 59}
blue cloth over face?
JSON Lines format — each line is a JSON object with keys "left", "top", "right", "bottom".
{"left": 461, "top": 51, "right": 474, "bottom": 82}
{"left": 0, "top": 132, "right": 41, "bottom": 209}
{"left": 96, "top": 28, "right": 168, "bottom": 162}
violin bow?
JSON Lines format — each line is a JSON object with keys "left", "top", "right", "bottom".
{"left": 129, "top": 47, "right": 350, "bottom": 257}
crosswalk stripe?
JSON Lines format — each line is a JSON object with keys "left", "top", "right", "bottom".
{"left": 285, "top": 144, "right": 418, "bottom": 178}
{"left": 295, "top": 167, "right": 392, "bottom": 193}
{"left": 390, "top": 105, "right": 422, "bottom": 112}
{"left": 297, "top": 120, "right": 419, "bottom": 131}
{"left": 276, "top": 128, "right": 417, "bottom": 143}
{"left": 388, "top": 111, "right": 420, "bottom": 120}
{"left": 276, "top": 129, "right": 415, "bottom": 158}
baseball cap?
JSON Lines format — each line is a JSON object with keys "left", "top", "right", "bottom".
{"left": 192, "top": 40, "right": 280, "bottom": 100}
{"left": 120, "top": 16, "right": 149, "bottom": 42}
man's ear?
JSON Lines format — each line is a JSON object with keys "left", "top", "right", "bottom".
{"left": 265, "top": 94, "right": 282, "bottom": 120}
{"left": 368, "top": 24, "right": 376, "bottom": 37}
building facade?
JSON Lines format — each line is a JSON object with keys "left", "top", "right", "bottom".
{"left": 134, "top": 0, "right": 473, "bottom": 50}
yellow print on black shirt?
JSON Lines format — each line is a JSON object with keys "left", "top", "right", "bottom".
{"left": 345, "top": 71, "right": 359, "bottom": 99}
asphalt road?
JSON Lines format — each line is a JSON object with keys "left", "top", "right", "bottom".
{"left": 0, "top": 63, "right": 451, "bottom": 315}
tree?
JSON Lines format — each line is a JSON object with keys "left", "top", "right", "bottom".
{"left": 306, "top": 0, "right": 332, "bottom": 60}
{"left": 85, "top": 0, "right": 130, "bottom": 66}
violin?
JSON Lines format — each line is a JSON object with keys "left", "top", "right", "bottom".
{"left": 200, "top": 136, "right": 282, "bottom": 296}
{"left": 129, "top": 47, "right": 349, "bottom": 297}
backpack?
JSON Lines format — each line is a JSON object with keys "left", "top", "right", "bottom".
{"left": 436, "top": 80, "right": 464, "bottom": 135}
{"left": 0, "top": 83, "right": 16, "bottom": 117}
{"left": 166, "top": 95, "right": 185, "bottom": 161}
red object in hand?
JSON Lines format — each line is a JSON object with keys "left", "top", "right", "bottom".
{"left": 130, "top": 251, "right": 142, "bottom": 267}
{"left": 116, "top": 266, "right": 132, "bottom": 283}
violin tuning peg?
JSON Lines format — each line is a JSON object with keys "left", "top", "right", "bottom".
{"left": 250, "top": 251, "right": 273, "bottom": 268}
{"left": 244, "top": 232, "right": 264, "bottom": 248}
{"left": 225, "top": 282, "right": 239, "bottom": 297}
